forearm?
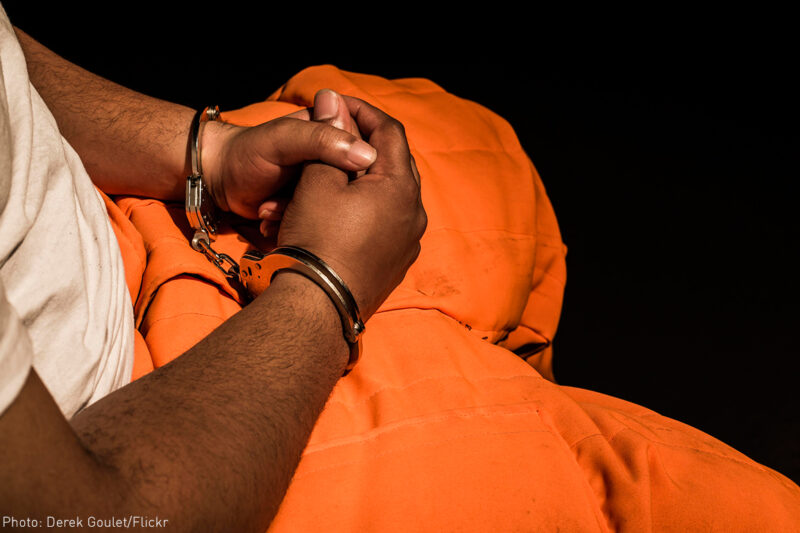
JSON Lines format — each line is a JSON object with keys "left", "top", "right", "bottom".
{"left": 4, "top": 273, "right": 348, "bottom": 532}
{"left": 14, "top": 27, "right": 196, "bottom": 200}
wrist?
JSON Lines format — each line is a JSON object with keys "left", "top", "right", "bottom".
{"left": 197, "top": 118, "right": 238, "bottom": 213}
{"left": 265, "top": 270, "right": 350, "bottom": 370}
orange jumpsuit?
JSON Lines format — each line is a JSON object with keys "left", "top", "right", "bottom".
{"left": 102, "top": 65, "right": 800, "bottom": 532}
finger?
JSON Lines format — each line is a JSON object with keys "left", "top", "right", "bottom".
{"left": 267, "top": 117, "right": 377, "bottom": 170}
{"left": 257, "top": 197, "right": 289, "bottom": 220}
{"left": 258, "top": 209, "right": 284, "bottom": 222}
{"left": 314, "top": 89, "right": 362, "bottom": 138}
{"left": 229, "top": 218, "right": 274, "bottom": 249}
{"left": 259, "top": 219, "right": 281, "bottom": 237}
{"left": 340, "top": 95, "right": 406, "bottom": 141}
{"left": 409, "top": 154, "right": 421, "bottom": 186}
{"left": 340, "top": 95, "right": 413, "bottom": 179}
{"left": 313, "top": 89, "right": 347, "bottom": 131}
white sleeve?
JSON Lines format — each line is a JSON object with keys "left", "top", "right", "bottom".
{"left": 0, "top": 278, "right": 33, "bottom": 415}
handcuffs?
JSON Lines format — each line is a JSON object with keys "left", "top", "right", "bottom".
{"left": 185, "top": 106, "right": 364, "bottom": 373}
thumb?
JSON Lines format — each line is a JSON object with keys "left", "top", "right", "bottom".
{"left": 314, "top": 89, "right": 367, "bottom": 179}
{"left": 314, "top": 89, "right": 360, "bottom": 136}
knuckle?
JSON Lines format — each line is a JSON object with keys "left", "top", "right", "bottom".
{"left": 311, "top": 124, "right": 353, "bottom": 153}
{"left": 272, "top": 116, "right": 298, "bottom": 132}
{"left": 382, "top": 117, "right": 406, "bottom": 137}
{"left": 392, "top": 178, "right": 418, "bottom": 202}
{"left": 269, "top": 117, "right": 305, "bottom": 150}
{"left": 416, "top": 207, "right": 428, "bottom": 238}
{"left": 308, "top": 124, "right": 330, "bottom": 147}
{"left": 408, "top": 242, "right": 422, "bottom": 267}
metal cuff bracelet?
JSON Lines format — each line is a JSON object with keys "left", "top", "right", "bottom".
{"left": 239, "top": 246, "right": 365, "bottom": 373}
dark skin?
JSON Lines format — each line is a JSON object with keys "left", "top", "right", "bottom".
{"left": 13, "top": 29, "right": 378, "bottom": 219}
{"left": 0, "top": 31, "right": 426, "bottom": 531}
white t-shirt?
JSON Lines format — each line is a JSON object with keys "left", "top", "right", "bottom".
{"left": 0, "top": 6, "right": 133, "bottom": 417}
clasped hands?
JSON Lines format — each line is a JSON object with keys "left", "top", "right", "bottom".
{"left": 199, "top": 90, "right": 426, "bottom": 320}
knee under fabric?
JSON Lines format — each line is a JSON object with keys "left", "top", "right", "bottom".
{"left": 105, "top": 66, "right": 800, "bottom": 532}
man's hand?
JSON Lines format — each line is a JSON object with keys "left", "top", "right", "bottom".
{"left": 277, "top": 95, "right": 427, "bottom": 319}
{"left": 256, "top": 89, "right": 365, "bottom": 237}
{"left": 202, "top": 90, "right": 375, "bottom": 220}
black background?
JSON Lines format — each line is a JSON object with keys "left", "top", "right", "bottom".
{"left": 4, "top": 4, "right": 797, "bottom": 483}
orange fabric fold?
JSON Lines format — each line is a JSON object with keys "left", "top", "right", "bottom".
{"left": 106, "top": 65, "right": 799, "bottom": 531}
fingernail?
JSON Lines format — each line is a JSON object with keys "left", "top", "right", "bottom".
{"left": 259, "top": 209, "right": 283, "bottom": 221}
{"left": 315, "top": 89, "right": 338, "bottom": 121}
{"left": 347, "top": 140, "right": 377, "bottom": 167}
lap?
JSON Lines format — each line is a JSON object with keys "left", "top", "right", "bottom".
{"left": 270, "top": 308, "right": 800, "bottom": 531}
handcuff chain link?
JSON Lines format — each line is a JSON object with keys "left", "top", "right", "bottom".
{"left": 192, "top": 230, "right": 240, "bottom": 279}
